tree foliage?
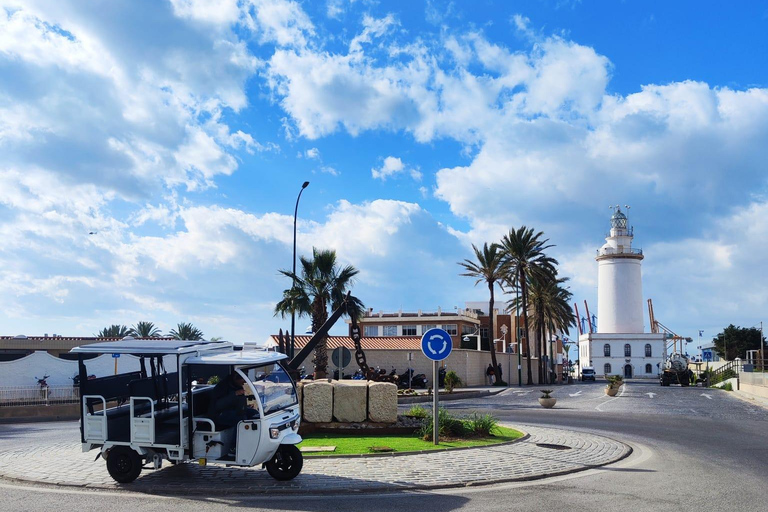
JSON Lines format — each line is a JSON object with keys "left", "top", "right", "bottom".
{"left": 129, "top": 321, "right": 161, "bottom": 338}
{"left": 96, "top": 325, "right": 131, "bottom": 338}
{"left": 713, "top": 324, "right": 765, "bottom": 360}
{"left": 500, "top": 226, "right": 558, "bottom": 384}
{"left": 170, "top": 322, "right": 204, "bottom": 341}
{"left": 275, "top": 248, "right": 364, "bottom": 378}
{"left": 458, "top": 242, "right": 506, "bottom": 379}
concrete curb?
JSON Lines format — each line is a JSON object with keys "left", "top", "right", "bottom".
{"left": 0, "top": 423, "right": 632, "bottom": 495}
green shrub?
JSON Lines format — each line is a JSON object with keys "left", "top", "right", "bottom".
{"left": 466, "top": 413, "right": 498, "bottom": 436}
{"left": 444, "top": 370, "right": 463, "bottom": 393}
{"left": 207, "top": 375, "right": 220, "bottom": 385}
{"left": 540, "top": 389, "right": 554, "bottom": 398}
{"left": 418, "top": 408, "right": 466, "bottom": 439}
{"left": 406, "top": 405, "right": 429, "bottom": 418}
{"left": 493, "top": 379, "right": 507, "bottom": 386}
{"left": 721, "top": 382, "right": 733, "bottom": 391}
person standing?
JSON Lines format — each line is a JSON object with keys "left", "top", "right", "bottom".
{"left": 486, "top": 364, "right": 495, "bottom": 386}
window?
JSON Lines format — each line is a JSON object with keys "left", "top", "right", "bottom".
{"left": 364, "top": 325, "right": 378, "bottom": 337}
{"left": 624, "top": 344, "right": 631, "bottom": 357}
{"left": 461, "top": 325, "right": 475, "bottom": 335}
{"left": 645, "top": 344, "right": 652, "bottom": 357}
{"left": 604, "top": 344, "right": 611, "bottom": 356}
{"left": 402, "top": 325, "right": 417, "bottom": 336}
{"left": 382, "top": 325, "right": 397, "bottom": 336}
{"left": 442, "top": 324, "right": 458, "bottom": 335}
{"left": 645, "top": 364, "right": 653, "bottom": 373}
{"left": 422, "top": 324, "right": 436, "bottom": 334}
{"left": 604, "top": 363, "right": 612, "bottom": 375}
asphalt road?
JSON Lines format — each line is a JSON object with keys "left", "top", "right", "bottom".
{"left": 1, "top": 380, "right": 766, "bottom": 512}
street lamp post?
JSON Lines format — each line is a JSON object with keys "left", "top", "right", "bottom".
{"left": 290, "top": 181, "right": 310, "bottom": 360}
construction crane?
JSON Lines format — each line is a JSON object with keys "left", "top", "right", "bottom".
{"left": 647, "top": 299, "right": 692, "bottom": 355}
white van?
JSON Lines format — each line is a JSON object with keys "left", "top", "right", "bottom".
{"left": 581, "top": 367, "right": 596, "bottom": 381}
{"left": 71, "top": 340, "right": 303, "bottom": 483}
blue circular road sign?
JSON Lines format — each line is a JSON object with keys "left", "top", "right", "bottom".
{"left": 421, "top": 328, "right": 453, "bottom": 361}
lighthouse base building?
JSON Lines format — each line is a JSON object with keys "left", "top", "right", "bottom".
{"left": 578, "top": 206, "right": 666, "bottom": 379}
{"left": 578, "top": 333, "right": 666, "bottom": 379}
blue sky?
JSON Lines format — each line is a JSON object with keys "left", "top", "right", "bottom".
{"left": 1, "top": 0, "right": 767, "bottom": 348}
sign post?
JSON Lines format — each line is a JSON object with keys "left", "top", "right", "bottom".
{"left": 331, "top": 346, "right": 352, "bottom": 380}
{"left": 421, "top": 328, "right": 453, "bottom": 445}
{"left": 112, "top": 353, "right": 120, "bottom": 375}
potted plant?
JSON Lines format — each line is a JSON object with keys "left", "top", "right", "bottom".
{"left": 538, "top": 389, "right": 556, "bottom": 408}
{"left": 605, "top": 375, "right": 623, "bottom": 396}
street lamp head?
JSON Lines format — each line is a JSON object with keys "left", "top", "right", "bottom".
{"left": 302, "top": 181, "right": 310, "bottom": 189}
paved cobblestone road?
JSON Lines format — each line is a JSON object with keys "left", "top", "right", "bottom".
{"left": 0, "top": 422, "right": 629, "bottom": 495}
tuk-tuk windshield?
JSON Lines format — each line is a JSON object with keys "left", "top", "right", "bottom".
{"left": 243, "top": 364, "right": 297, "bottom": 415}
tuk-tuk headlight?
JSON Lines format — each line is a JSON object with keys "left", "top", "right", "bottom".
{"left": 269, "top": 427, "right": 280, "bottom": 439}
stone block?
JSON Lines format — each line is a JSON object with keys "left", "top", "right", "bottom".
{"left": 333, "top": 380, "right": 368, "bottom": 423}
{"left": 367, "top": 382, "right": 397, "bottom": 423}
{"left": 296, "top": 381, "right": 304, "bottom": 416}
{"left": 302, "top": 381, "right": 333, "bottom": 423}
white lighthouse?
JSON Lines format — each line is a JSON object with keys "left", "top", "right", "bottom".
{"left": 597, "top": 206, "right": 644, "bottom": 334}
{"left": 578, "top": 206, "right": 665, "bottom": 380}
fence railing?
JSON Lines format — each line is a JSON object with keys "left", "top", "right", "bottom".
{"left": 0, "top": 386, "right": 80, "bottom": 407}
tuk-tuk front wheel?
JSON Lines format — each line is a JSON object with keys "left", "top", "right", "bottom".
{"left": 106, "top": 446, "right": 143, "bottom": 483}
{"left": 265, "top": 444, "right": 303, "bottom": 481}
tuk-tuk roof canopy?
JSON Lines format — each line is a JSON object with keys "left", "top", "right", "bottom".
{"left": 70, "top": 339, "right": 233, "bottom": 355}
{"left": 185, "top": 350, "right": 287, "bottom": 366}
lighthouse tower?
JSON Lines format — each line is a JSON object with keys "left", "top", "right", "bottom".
{"left": 577, "top": 206, "right": 664, "bottom": 380}
{"left": 596, "top": 206, "right": 644, "bottom": 334}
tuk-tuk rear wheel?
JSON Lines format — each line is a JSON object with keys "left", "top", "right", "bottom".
{"left": 106, "top": 446, "right": 143, "bottom": 483}
{"left": 265, "top": 444, "right": 303, "bottom": 481}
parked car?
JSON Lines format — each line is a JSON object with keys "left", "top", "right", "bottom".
{"left": 581, "top": 367, "right": 596, "bottom": 381}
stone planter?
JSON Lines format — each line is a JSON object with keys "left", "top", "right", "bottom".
{"left": 538, "top": 397, "right": 557, "bottom": 408}
{"left": 605, "top": 386, "right": 619, "bottom": 397}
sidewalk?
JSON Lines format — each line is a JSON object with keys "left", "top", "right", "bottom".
{"left": 0, "top": 423, "right": 630, "bottom": 495}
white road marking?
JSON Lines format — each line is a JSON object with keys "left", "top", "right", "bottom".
{"left": 701, "top": 393, "right": 713, "bottom": 400}
{"left": 646, "top": 392, "right": 656, "bottom": 398}
{"left": 569, "top": 391, "right": 583, "bottom": 397}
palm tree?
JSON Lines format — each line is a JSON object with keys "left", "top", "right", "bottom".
{"left": 170, "top": 322, "right": 204, "bottom": 341}
{"left": 275, "top": 248, "right": 364, "bottom": 379}
{"left": 129, "top": 321, "right": 162, "bottom": 338}
{"left": 96, "top": 325, "right": 131, "bottom": 338}
{"left": 458, "top": 242, "right": 506, "bottom": 383}
{"left": 513, "top": 276, "right": 575, "bottom": 384}
{"left": 501, "top": 227, "right": 558, "bottom": 384}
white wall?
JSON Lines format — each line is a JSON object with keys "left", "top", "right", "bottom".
{"left": 0, "top": 351, "right": 176, "bottom": 387}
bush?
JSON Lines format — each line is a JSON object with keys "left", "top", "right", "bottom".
{"left": 406, "top": 405, "right": 428, "bottom": 418}
{"left": 721, "top": 382, "right": 733, "bottom": 391}
{"left": 466, "top": 413, "right": 498, "bottom": 436}
{"left": 444, "top": 371, "right": 462, "bottom": 393}
{"left": 418, "top": 408, "right": 465, "bottom": 439}
{"left": 207, "top": 375, "right": 220, "bottom": 385}
{"left": 540, "top": 389, "right": 553, "bottom": 398}
{"left": 493, "top": 380, "right": 507, "bottom": 386}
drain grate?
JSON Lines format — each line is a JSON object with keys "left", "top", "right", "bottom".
{"left": 535, "top": 443, "right": 571, "bottom": 450}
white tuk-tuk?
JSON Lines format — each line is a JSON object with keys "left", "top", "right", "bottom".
{"left": 71, "top": 339, "right": 303, "bottom": 483}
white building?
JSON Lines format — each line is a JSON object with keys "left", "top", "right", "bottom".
{"left": 578, "top": 207, "right": 666, "bottom": 379}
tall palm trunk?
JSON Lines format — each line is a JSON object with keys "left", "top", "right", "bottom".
{"left": 488, "top": 283, "right": 499, "bottom": 382}
{"left": 520, "top": 267, "right": 533, "bottom": 385}
{"left": 312, "top": 297, "right": 329, "bottom": 379}
{"left": 537, "top": 308, "right": 545, "bottom": 383}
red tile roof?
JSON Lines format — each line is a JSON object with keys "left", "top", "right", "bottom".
{"left": 270, "top": 335, "right": 425, "bottom": 351}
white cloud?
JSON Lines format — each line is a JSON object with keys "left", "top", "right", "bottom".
{"left": 371, "top": 156, "right": 421, "bottom": 181}
{"left": 349, "top": 14, "right": 397, "bottom": 53}
{"left": 305, "top": 147, "right": 320, "bottom": 159}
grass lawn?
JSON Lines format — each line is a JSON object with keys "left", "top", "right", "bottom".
{"left": 298, "top": 426, "right": 523, "bottom": 456}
